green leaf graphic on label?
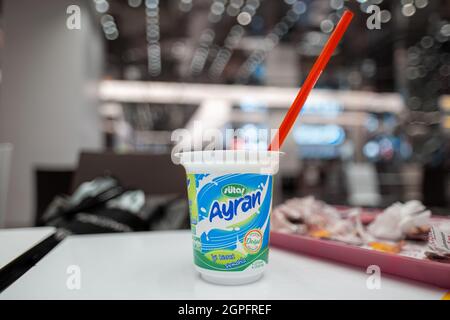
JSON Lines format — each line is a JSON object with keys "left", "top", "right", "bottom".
{"left": 221, "top": 184, "right": 247, "bottom": 198}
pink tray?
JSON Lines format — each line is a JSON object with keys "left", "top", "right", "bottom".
{"left": 270, "top": 227, "right": 450, "bottom": 289}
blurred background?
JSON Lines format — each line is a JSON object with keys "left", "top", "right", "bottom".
{"left": 0, "top": 0, "right": 449, "bottom": 229}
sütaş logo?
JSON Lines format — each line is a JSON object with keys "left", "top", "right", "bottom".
{"left": 221, "top": 184, "right": 247, "bottom": 198}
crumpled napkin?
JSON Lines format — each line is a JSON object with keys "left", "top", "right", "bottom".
{"left": 367, "top": 200, "right": 430, "bottom": 241}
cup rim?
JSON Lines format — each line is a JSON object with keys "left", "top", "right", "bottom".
{"left": 174, "top": 150, "right": 284, "bottom": 158}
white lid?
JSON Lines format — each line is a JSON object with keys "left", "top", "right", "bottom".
{"left": 175, "top": 150, "right": 282, "bottom": 174}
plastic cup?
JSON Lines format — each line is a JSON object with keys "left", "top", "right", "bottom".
{"left": 177, "top": 150, "right": 281, "bottom": 285}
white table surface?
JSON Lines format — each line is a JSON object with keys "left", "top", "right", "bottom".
{"left": 1, "top": 230, "right": 447, "bottom": 300}
{"left": 0, "top": 227, "right": 56, "bottom": 270}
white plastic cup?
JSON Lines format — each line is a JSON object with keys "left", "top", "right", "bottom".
{"left": 177, "top": 150, "right": 281, "bottom": 285}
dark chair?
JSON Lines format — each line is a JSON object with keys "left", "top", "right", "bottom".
{"left": 35, "top": 168, "right": 74, "bottom": 226}
{"left": 71, "top": 151, "right": 187, "bottom": 197}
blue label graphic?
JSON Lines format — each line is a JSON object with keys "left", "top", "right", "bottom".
{"left": 186, "top": 173, "right": 273, "bottom": 271}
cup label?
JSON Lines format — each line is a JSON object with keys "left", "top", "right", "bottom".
{"left": 186, "top": 173, "right": 273, "bottom": 272}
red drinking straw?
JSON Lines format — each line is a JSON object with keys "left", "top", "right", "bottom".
{"left": 268, "top": 10, "right": 354, "bottom": 151}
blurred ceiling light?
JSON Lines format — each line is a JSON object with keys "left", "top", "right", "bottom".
{"left": 365, "top": 114, "right": 379, "bottom": 132}
{"left": 273, "top": 22, "right": 289, "bottom": 36}
{"left": 171, "top": 41, "right": 187, "bottom": 59}
{"left": 266, "top": 33, "right": 280, "bottom": 48}
{"left": 95, "top": 0, "right": 109, "bottom": 13}
{"left": 100, "top": 14, "right": 114, "bottom": 26}
{"left": 231, "top": 0, "right": 245, "bottom": 6}
{"left": 285, "top": 10, "right": 300, "bottom": 23}
{"left": 104, "top": 24, "right": 117, "bottom": 34}
{"left": 179, "top": 0, "right": 193, "bottom": 12}
{"left": 209, "top": 25, "right": 245, "bottom": 78}
{"left": 100, "top": 12, "right": 119, "bottom": 40}
{"left": 191, "top": 29, "right": 215, "bottom": 75}
{"left": 401, "top": 4, "right": 416, "bottom": 17}
{"left": 211, "top": 2, "right": 225, "bottom": 15}
{"left": 145, "top": 0, "right": 158, "bottom": 9}
{"left": 407, "top": 46, "right": 420, "bottom": 55}
{"left": 330, "top": 0, "right": 344, "bottom": 10}
{"left": 361, "top": 59, "right": 377, "bottom": 78}
{"left": 124, "top": 65, "right": 142, "bottom": 80}
{"left": 379, "top": 138, "right": 394, "bottom": 160}
{"left": 348, "top": 71, "right": 362, "bottom": 87}
{"left": 440, "top": 24, "right": 450, "bottom": 37}
{"left": 227, "top": 5, "right": 240, "bottom": 16}
{"left": 407, "top": 51, "right": 420, "bottom": 65}
{"left": 237, "top": 12, "right": 252, "bottom": 26}
{"left": 208, "top": 12, "right": 222, "bottom": 23}
{"left": 229, "top": 24, "right": 245, "bottom": 36}
{"left": 242, "top": 5, "right": 256, "bottom": 16}
{"left": 420, "top": 36, "right": 434, "bottom": 49}
{"left": 145, "top": 9, "right": 158, "bottom": 17}
{"left": 148, "top": 44, "right": 161, "bottom": 76}
{"left": 298, "top": 33, "right": 337, "bottom": 54}
{"left": 414, "top": 0, "right": 428, "bottom": 9}
{"left": 292, "top": 1, "right": 307, "bottom": 15}
{"left": 359, "top": 2, "right": 370, "bottom": 13}
{"left": 128, "top": 0, "right": 142, "bottom": 8}
{"left": 106, "top": 30, "right": 119, "bottom": 40}
{"left": 247, "top": 0, "right": 261, "bottom": 9}
{"left": 320, "top": 20, "right": 334, "bottom": 33}
{"left": 305, "top": 31, "right": 324, "bottom": 45}
{"left": 380, "top": 10, "right": 391, "bottom": 23}
{"left": 208, "top": 0, "right": 226, "bottom": 23}
{"left": 328, "top": 13, "right": 339, "bottom": 24}
{"left": 363, "top": 141, "right": 380, "bottom": 160}
{"left": 145, "top": 0, "right": 161, "bottom": 76}
{"left": 200, "top": 29, "right": 215, "bottom": 43}
{"left": 236, "top": 1, "right": 304, "bottom": 82}
{"left": 406, "top": 66, "right": 419, "bottom": 80}
{"left": 199, "top": 0, "right": 259, "bottom": 78}
{"left": 209, "top": 49, "right": 232, "bottom": 77}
